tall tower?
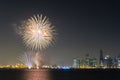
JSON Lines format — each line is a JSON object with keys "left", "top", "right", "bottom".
{"left": 99, "top": 50, "right": 104, "bottom": 68}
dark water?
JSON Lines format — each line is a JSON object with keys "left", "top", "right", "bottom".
{"left": 0, "top": 68, "right": 120, "bottom": 80}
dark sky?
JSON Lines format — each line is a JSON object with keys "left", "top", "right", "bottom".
{"left": 0, "top": 0, "right": 120, "bottom": 66}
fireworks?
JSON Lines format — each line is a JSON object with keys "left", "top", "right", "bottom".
{"left": 33, "top": 52, "right": 45, "bottom": 69}
{"left": 16, "top": 14, "right": 57, "bottom": 69}
{"left": 18, "top": 51, "right": 34, "bottom": 69}
{"left": 18, "top": 51, "right": 45, "bottom": 69}
{"left": 18, "top": 14, "right": 56, "bottom": 50}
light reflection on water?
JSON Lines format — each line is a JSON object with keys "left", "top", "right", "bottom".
{"left": 23, "top": 69, "right": 51, "bottom": 80}
{"left": 0, "top": 69, "right": 119, "bottom": 80}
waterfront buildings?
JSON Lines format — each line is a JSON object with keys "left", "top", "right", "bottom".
{"left": 73, "top": 50, "right": 120, "bottom": 69}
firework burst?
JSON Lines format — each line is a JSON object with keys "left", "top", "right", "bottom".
{"left": 18, "top": 51, "right": 34, "bottom": 69}
{"left": 18, "top": 14, "right": 56, "bottom": 50}
{"left": 18, "top": 51, "right": 45, "bottom": 69}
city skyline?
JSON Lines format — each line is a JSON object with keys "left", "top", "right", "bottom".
{"left": 0, "top": 1, "right": 120, "bottom": 66}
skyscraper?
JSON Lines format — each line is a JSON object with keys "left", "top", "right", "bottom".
{"left": 73, "top": 58, "right": 80, "bottom": 68}
{"left": 99, "top": 50, "right": 104, "bottom": 67}
{"left": 89, "top": 58, "right": 97, "bottom": 68}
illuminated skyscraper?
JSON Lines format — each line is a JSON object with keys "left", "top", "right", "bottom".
{"left": 104, "top": 55, "right": 113, "bottom": 68}
{"left": 73, "top": 58, "right": 80, "bottom": 68}
{"left": 89, "top": 58, "right": 97, "bottom": 68}
{"left": 99, "top": 50, "right": 104, "bottom": 67}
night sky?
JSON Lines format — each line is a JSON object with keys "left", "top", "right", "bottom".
{"left": 0, "top": 1, "right": 120, "bottom": 66}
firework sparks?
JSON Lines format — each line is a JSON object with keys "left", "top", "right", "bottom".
{"left": 18, "top": 51, "right": 45, "bottom": 69}
{"left": 18, "top": 51, "right": 34, "bottom": 69}
{"left": 18, "top": 14, "right": 56, "bottom": 50}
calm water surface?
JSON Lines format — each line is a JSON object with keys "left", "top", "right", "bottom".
{"left": 0, "top": 69, "right": 120, "bottom": 80}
